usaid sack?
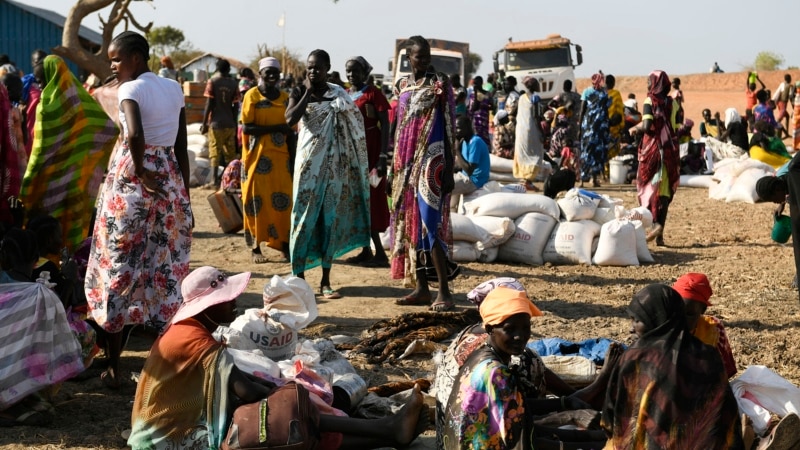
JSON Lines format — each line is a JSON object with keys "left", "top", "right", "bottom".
{"left": 463, "top": 192, "right": 560, "bottom": 220}
{"left": 543, "top": 220, "right": 601, "bottom": 265}
{"left": 558, "top": 189, "right": 598, "bottom": 221}
{"left": 592, "top": 220, "right": 639, "bottom": 266}
{"left": 497, "top": 213, "right": 557, "bottom": 266}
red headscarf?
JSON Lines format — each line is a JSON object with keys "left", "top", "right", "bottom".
{"left": 672, "top": 273, "right": 713, "bottom": 306}
{"left": 647, "top": 70, "right": 672, "bottom": 121}
{"left": 591, "top": 72, "right": 604, "bottom": 90}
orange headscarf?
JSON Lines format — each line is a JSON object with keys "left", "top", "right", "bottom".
{"left": 479, "top": 287, "right": 542, "bottom": 326}
{"left": 672, "top": 273, "right": 713, "bottom": 306}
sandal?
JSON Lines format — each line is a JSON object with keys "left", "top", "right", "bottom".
{"left": 429, "top": 300, "right": 455, "bottom": 312}
{"left": 252, "top": 252, "right": 269, "bottom": 264}
{"left": 395, "top": 294, "right": 430, "bottom": 306}
{"left": 320, "top": 286, "right": 342, "bottom": 300}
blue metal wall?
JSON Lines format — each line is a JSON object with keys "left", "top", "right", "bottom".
{"left": 0, "top": 1, "right": 82, "bottom": 75}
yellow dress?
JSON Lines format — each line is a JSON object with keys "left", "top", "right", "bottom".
{"left": 240, "top": 88, "right": 292, "bottom": 252}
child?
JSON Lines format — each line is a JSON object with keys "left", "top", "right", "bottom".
{"left": 680, "top": 142, "right": 706, "bottom": 175}
{"left": 560, "top": 137, "right": 580, "bottom": 178}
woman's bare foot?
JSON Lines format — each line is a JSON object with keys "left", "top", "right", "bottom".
{"left": 396, "top": 289, "right": 432, "bottom": 306}
{"left": 252, "top": 249, "right": 269, "bottom": 264}
{"left": 389, "top": 384, "right": 428, "bottom": 446}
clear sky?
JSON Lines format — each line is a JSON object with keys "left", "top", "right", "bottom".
{"left": 20, "top": 0, "right": 800, "bottom": 79}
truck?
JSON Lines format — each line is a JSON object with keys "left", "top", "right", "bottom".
{"left": 492, "top": 34, "right": 582, "bottom": 101}
{"left": 389, "top": 38, "right": 469, "bottom": 86}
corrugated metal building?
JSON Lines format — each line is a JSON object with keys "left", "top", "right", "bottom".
{"left": 180, "top": 53, "right": 249, "bottom": 81}
{"left": 0, "top": 0, "right": 102, "bottom": 76}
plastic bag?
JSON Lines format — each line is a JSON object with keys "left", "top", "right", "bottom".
{"left": 262, "top": 275, "right": 318, "bottom": 330}
{"left": 730, "top": 365, "right": 800, "bottom": 435}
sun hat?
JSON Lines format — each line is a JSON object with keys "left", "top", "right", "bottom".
{"left": 171, "top": 266, "right": 251, "bottom": 324}
{"left": 672, "top": 273, "right": 713, "bottom": 306}
{"left": 258, "top": 57, "right": 281, "bottom": 72}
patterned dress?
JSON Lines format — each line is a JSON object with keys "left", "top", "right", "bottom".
{"left": 390, "top": 73, "right": 455, "bottom": 284}
{"left": 579, "top": 88, "right": 611, "bottom": 181}
{"left": 85, "top": 72, "right": 192, "bottom": 333}
{"left": 240, "top": 88, "right": 292, "bottom": 252}
{"left": 441, "top": 345, "right": 536, "bottom": 449}
{"left": 289, "top": 83, "right": 370, "bottom": 274}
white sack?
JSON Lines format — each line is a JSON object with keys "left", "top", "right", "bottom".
{"left": 463, "top": 192, "right": 560, "bottom": 220}
{"left": 470, "top": 215, "right": 517, "bottom": 249}
{"left": 679, "top": 174, "right": 716, "bottom": 189}
{"left": 730, "top": 365, "right": 800, "bottom": 435}
{"left": 452, "top": 241, "right": 480, "bottom": 262}
{"left": 186, "top": 122, "right": 204, "bottom": 135}
{"left": 489, "top": 153, "right": 514, "bottom": 173}
{"left": 497, "top": 213, "right": 557, "bottom": 265}
{"left": 558, "top": 189, "right": 598, "bottom": 221}
{"left": 543, "top": 220, "right": 601, "bottom": 265}
{"left": 478, "top": 246, "right": 499, "bottom": 263}
{"left": 592, "top": 220, "right": 639, "bottom": 266}
{"left": 632, "top": 220, "right": 655, "bottom": 263}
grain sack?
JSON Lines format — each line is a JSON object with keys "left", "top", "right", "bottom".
{"left": 229, "top": 309, "right": 296, "bottom": 361}
{"left": 456, "top": 182, "right": 503, "bottom": 215}
{"left": 558, "top": 189, "right": 598, "bottom": 221}
{"left": 489, "top": 172, "right": 520, "bottom": 183}
{"left": 478, "top": 246, "right": 499, "bottom": 263}
{"left": 470, "top": 215, "right": 516, "bottom": 249}
{"left": 541, "top": 355, "right": 597, "bottom": 387}
{"left": 498, "top": 213, "right": 557, "bottom": 266}
{"left": 628, "top": 206, "right": 653, "bottom": 229}
{"left": 632, "top": 220, "right": 655, "bottom": 263}
{"left": 679, "top": 175, "right": 716, "bottom": 189}
{"left": 187, "top": 134, "right": 208, "bottom": 147}
{"left": 489, "top": 153, "right": 514, "bottom": 173}
{"left": 543, "top": 220, "right": 601, "bottom": 265}
{"left": 500, "top": 183, "right": 527, "bottom": 194}
{"left": 463, "top": 192, "right": 560, "bottom": 220}
{"left": 186, "top": 122, "right": 203, "bottom": 135}
{"left": 188, "top": 143, "right": 209, "bottom": 158}
{"left": 452, "top": 241, "right": 480, "bottom": 262}
{"left": 592, "top": 220, "right": 639, "bottom": 266}
{"left": 195, "top": 157, "right": 212, "bottom": 185}
{"left": 451, "top": 213, "right": 486, "bottom": 243}
{"left": 726, "top": 168, "right": 773, "bottom": 204}
{"left": 592, "top": 207, "right": 616, "bottom": 225}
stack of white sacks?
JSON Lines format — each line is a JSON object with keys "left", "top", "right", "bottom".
{"left": 186, "top": 122, "right": 213, "bottom": 186}
{"left": 678, "top": 153, "right": 777, "bottom": 204}
{"left": 449, "top": 185, "right": 654, "bottom": 266}
{"left": 487, "top": 153, "right": 553, "bottom": 183}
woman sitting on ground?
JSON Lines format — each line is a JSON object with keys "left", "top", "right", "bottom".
{"left": 440, "top": 285, "right": 613, "bottom": 449}
{"left": 128, "top": 266, "right": 428, "bottom": 450}
{"left": 601, "top": 284, "right": 744, "bottom": 449}
{"left": 673, "top": 272, "right": 737, "bottom": 378}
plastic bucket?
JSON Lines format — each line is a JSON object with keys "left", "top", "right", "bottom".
{"left": 609, "top": 160, "right": 628, "bottom": 185}
{"left": 772, "top": 215, "right": 792, "bottom": 243}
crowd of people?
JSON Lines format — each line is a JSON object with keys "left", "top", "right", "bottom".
{"left": 1, "top": 32, "right": 799, "bottom": 449}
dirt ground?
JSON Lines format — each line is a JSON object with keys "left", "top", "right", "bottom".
{"left": 3, "top": 71, "right": 800, "bottom": 449}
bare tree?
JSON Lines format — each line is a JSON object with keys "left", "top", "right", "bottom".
{"left": 52, "top": 0, "right": 153, "bottom": 79}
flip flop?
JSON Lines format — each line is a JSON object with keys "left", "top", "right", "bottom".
{"left": 395, "top": 294, "right": 430, "bottom": 306}
{"left": 252, "top": 253, "right": 269, "bottom": 264}
{"left": 429, "top": 300, "right": 455, "bottom": 312}
{"left": 320, "top": 286, "right": 342, "bottom": 300}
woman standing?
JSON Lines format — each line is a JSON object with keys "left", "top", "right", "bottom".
{"left": 635, "top": 70, "right": 679, "bottom": 246}
{"left": 514, "top": 76, "right": 545, "bottom": 191}
{"left": 467, "top": 75, "right": 492, "bottom": 145}
{"left": 390, "top": 36, "right": 455, "bottom": 312}
{"left": 284, "top": 49, "right": 370, "bottom": 300}
{"left": 240, "top": 57, "right": 293, "bottom": 263}
{"left": 579, "top": 73, "right": 611, "bottom": 187}
{"left": 345, "top": 56, "right": 391, "bottom": 267}
{"left": 85, "top": 31, "right": 193, "bottom": 388}
{"left": 602, "top": 284, "right": 743, "bottom": 449}
{"left": 0, "top": 83, "right": 21, "bottom": 228}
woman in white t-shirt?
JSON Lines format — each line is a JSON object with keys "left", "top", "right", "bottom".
{"left": 84, "top": 31, "right": 193, "bottom": 389}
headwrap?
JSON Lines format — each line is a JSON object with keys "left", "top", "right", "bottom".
{"left": 467, "top": 277, "right": 525, "bottom": 306}
{"left": 672, "top": 273, "right": 713, "bottom": 306}
{"left": 19, "top": 55, "right": 118, "bottom": 249}
{"left": 591, "top": 73, "right": 604, "bottom": 90}
{"left": 479, "top": 287, "right": 542, "bottom": 326}
{"left": 755, "top": 175, "right": 783, "bottom": 201}
{"left": 647, "top": 70, "right": 672, "bottom": 119}
{"left": 258, "top": 57, "right": 281, "bottom": 72}
{"left": 160, "top": 55, "right": 174, "bottom": 70}
{"left": 346, "top": 56, "right": 373, "bottom": 76}
{"left": 724, "top": 107, "right": 741, "bottom": 128}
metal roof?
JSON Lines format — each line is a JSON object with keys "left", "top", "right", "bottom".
{"left": 5, "top": 0, "right": 104, "bottom": 45}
